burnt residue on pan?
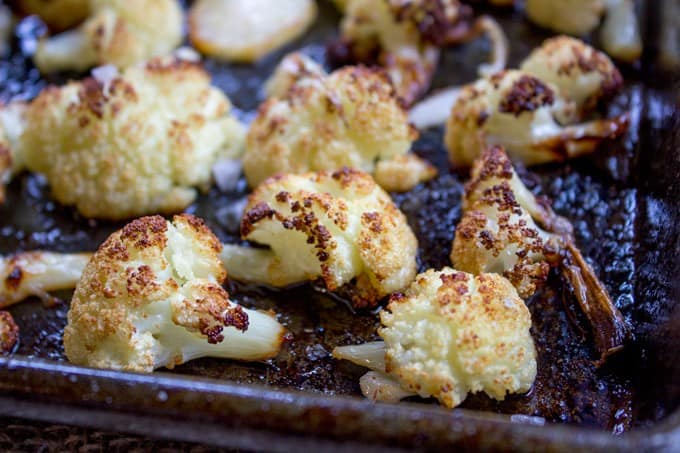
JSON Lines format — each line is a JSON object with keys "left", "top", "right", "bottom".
{"left": 0, "top": 0, "right": 678, "bottom": 435}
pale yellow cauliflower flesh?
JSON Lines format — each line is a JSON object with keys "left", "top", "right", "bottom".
{"left": 64, "top": 214, "right": 286, "bottom": 373}
{"left": 221, "top": 168, "right": 418, "bottom": 308}
{"left": 0, "top": 102, "right": 27, "bottom": 204}
{"left": 245, "top": 64, "right": 435, "bottom": 192}
{"left": 334, "top": 268, "right": 537, "bottom": 408}
{"left": 34, "top": 0, "right": 183, "bottom": 73}
{"left": 19, "top": 57, "right": 245, "bottom": 220}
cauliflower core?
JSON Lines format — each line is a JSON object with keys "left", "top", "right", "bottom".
{"left": 20, "top": 57, "right": 245, "bottom": 220}
{"left": 444, "top": 69, "right": 629, "bottom": 167}
{"left": 222, "top": 168, "right": 418, "bottom": 308}
{"left": 64, "top": 214, "right": 286, "bottom": 372}
{"left": 33, "top": 0, "right": 183, "bottom": 73}
{"left": 334, "top": 268, "right": 537, "bottom": 408}
{"left": 245, "top": 64, "right": 435, "bottom": 192}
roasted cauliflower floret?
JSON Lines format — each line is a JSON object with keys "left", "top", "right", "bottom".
{"left": 221, "top": 168, "right": 418, "bottom": 308}
{"left": 451, "top": 146, "right": 629, "bottom": 362}
{"left": 20, "top": 57, "right": 245, "bottom": 220}
{"left": 525, "top": 0, "right": 641, "bottom": 62}
{"left": 334, "top": 268, "right": 537, "bottom": 408}
{"left": 33, "top": 0, "right": 183, "bottom": 73}
{"left": 0, "top": 102, "right": 27, "bottom": 204}
{"left": 0, "top": 311, "right": 19, "bottom": 354}
{"left": 520, "top": 36, "right": 623, "bottom": 121}
{"left": 189, "top": 0, "right": 317, "bottom": 63}
{"left": 331, "top": 0, "right": 473, "bottom": 105}
{"left": 444, "top": 69, "right": 629, "bottom": 167}
{"left": 64, "top": 214, "right": 286, "bottom": 372}
{"left": 451, "top": 147, "right": 563, "bottom": 298}
{"left": 244, "top": 65, "right": 435, "bottom": 192}
{"left": 11, "top": 0, "right": 89, "bottom": 31}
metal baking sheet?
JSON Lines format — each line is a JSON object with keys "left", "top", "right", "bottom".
{"left": 1, "top": 1, "right": 678, "bottom": 450}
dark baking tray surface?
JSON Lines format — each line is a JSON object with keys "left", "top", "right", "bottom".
{"left": 1, "top": 1, "right": 679, "bottom": 450}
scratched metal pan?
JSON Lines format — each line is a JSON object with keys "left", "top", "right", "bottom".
{"left": 0, "top": 1, "right": 678, "bottom": 450}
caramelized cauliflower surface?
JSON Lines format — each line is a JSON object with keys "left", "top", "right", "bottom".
{"left": 332, "top": 0, "right": 473, "bottom": 105}
{"left": 451, "top": 146, "right": 564, "bottom": 298}
{"left": 520, "top": 35, "right": 623, "bottom": 121}
{"left": 20, "top": 57, "right": 245, "bottom": 220}
{"left": 189, "top": 0, "right": 317, "bottom": 63}
{"left": 334, "top": 268, "right": 537, "bottom": 408}
{"left": 244, "top": 65, "right": 435, "bottom": 192}
{"left": 444, "top": 69, "right": 629, "bottom": 167}
{"left": 33, "top": 0, "right": 183, "bottom": 73}
{"left": 64, "top": 214, "right": 286, "bottom": 372}
{"left": 221, "top": 168, "right": 418, "bottom": 308}
{"left": 12, "top": 0, "right": 89, "bottom": 31}
{"left": 0, "top": 310, "right": 19, "bottom": 354}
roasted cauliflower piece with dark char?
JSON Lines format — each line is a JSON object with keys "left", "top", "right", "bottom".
{"left": 451, "top": 146, "right": 630, "bottom": 362}
{"left": 221, "top": 168, "right": 418, "bottom": 308}
{"left": 334, "top": 268, "right": 537, "bottom": 408}
{"left": 64, "top": 214, "right": 286, "bottom": 373}
{"left": 0, "top": 310, "right": 19, "bottom": 354}
{"left": 33, "top": 0, "right": 183, "bottom": 73}
{"left": 245, "top": 64, "right": 436, "bottom": 192}
{"left": 445, "top": 69, "right": 629, "bottom": 167}
{"left": 17, "top": 57, "right": 244, "bottom": 220}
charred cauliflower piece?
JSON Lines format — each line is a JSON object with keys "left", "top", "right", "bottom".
{"left": 189, "top": 0, "right": 317, "bottom": 63}
{"left": 331, "top": 0, "right": 473, "bottom": 105}
{"left": 525, "top": 0, "right": 641, "bottom": 62}
{"left": 20, "top": 57, "right": 245, "bottom": 220}
{"left": 0, "top": 102, "right": 27, "bottom": 204}
{"left": 451, "top": 146, "right": 630, "bottom": 362}
{"left": 334, "top": 268, "right": 537, "bottom": 408}
{"left": 520, "top": 35, "right": 623, "bottom": 122}
{"left": 33, "top": 0, "right": 183, "bottom": 73}
{"left": 64, "top": 214, "right": 286, "bottom": 372}
{"left": 221, "top": 168, "right": 418, "bottom": 308}
{"left": 245, "top": 65, "right": 435, "bottom": 192}
{"left": 444, "top": 69, "right": 629, "bottom": 167}
{"left": 12, "top": 0, "right": 89, "bottom": 31}
{"left": 0, "top": 311, "right": 19, "bottom": 354}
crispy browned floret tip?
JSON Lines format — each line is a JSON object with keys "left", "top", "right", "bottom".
{"left": 0, "top": 311, "right": 18, "bottom": 353}
{"left": 498, "top": 75, "right": 555, "bottom": 116}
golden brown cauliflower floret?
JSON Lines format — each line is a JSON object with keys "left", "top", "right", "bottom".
{"left": 221, "top": 168, "right": 418, "bottom": 308}
{"left": 444, "top": 69, "right": 629, "bottom": 167}
{"left": 20, "top": 57, "right": 245, "bottom": 220}
{"left": 331, "top": 0, "right": 473, "bottom": 105}
{"left": 334, "top": 268, "right": 537, "bottom": 408}
{"left": 244, "top": 65, "right": 435, "bottom": 192}
{"left": 64, "top": 214, "right": 286, "bottom": 372}
{"left": 33, "top": 0, "right": 183, "bottom": 73}
{"left": 520, "top": 36, "right": 623, "bottom": 122}
{"left": 451, "top": 147, "right": 563, "bottom": 298}
{"left": 12, "top": 0, "right": 90, "bottom": 31}
{"left": 0, "top": 310, "right": 19, "bottom": 354}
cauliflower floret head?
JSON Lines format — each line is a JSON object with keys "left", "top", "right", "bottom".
{"left": 12, "top": 0, "right": 90, "bottom": 31}
{"left": 245, "top": 65, "right": 434, "bottom": 192}
{"left": 64, "top": 214, "right": 286, "bottom": 372}
{"left": 21, "top": 57, "right": 245, "bottom": 220}
{"left": 231, "top": 168, "right": 418, "bottom": 308}
{"left": 524, "top": 0, "right": 605, "bottom": 36}
{"left": 444, "top": 69, "right": 629, "bottom": 167}
{"left": 379, "top": 268, "right": 536, "bottom": 407}
{"left": 520, "top": 36, "right": 623, "bottom": 121}
{"left": 450, "top": 147, "right": 563, "bottom": 298}
{"left": 332, "top": 0, "right": 472, "bottom": 105}
{"left": 34, "top": 0, "right": 183, "bottom": 73}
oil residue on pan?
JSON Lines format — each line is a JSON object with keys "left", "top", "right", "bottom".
{"left": 1, "top": 1, "right": 678, "bottom": 436}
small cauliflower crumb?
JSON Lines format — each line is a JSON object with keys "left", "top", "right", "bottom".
{"left": 20, "top": 56, "right": 245, "bottom": 220}
{"left": 64, "top": 214, "right": 286, "bottom": 372}
{"left": 33, "top": 0, "right": 183, "bottom": 73}
{"left": 245, "top": 64, "right": 434, "bottom": 192}
{"left": 222, "top": 168, "right": 418, "bottom": 308}
{"left": 334, "top": 267, "right": 537, "bottom": 408}
{"left": 0, "top": 311, "right": 19, "bottom": 354}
